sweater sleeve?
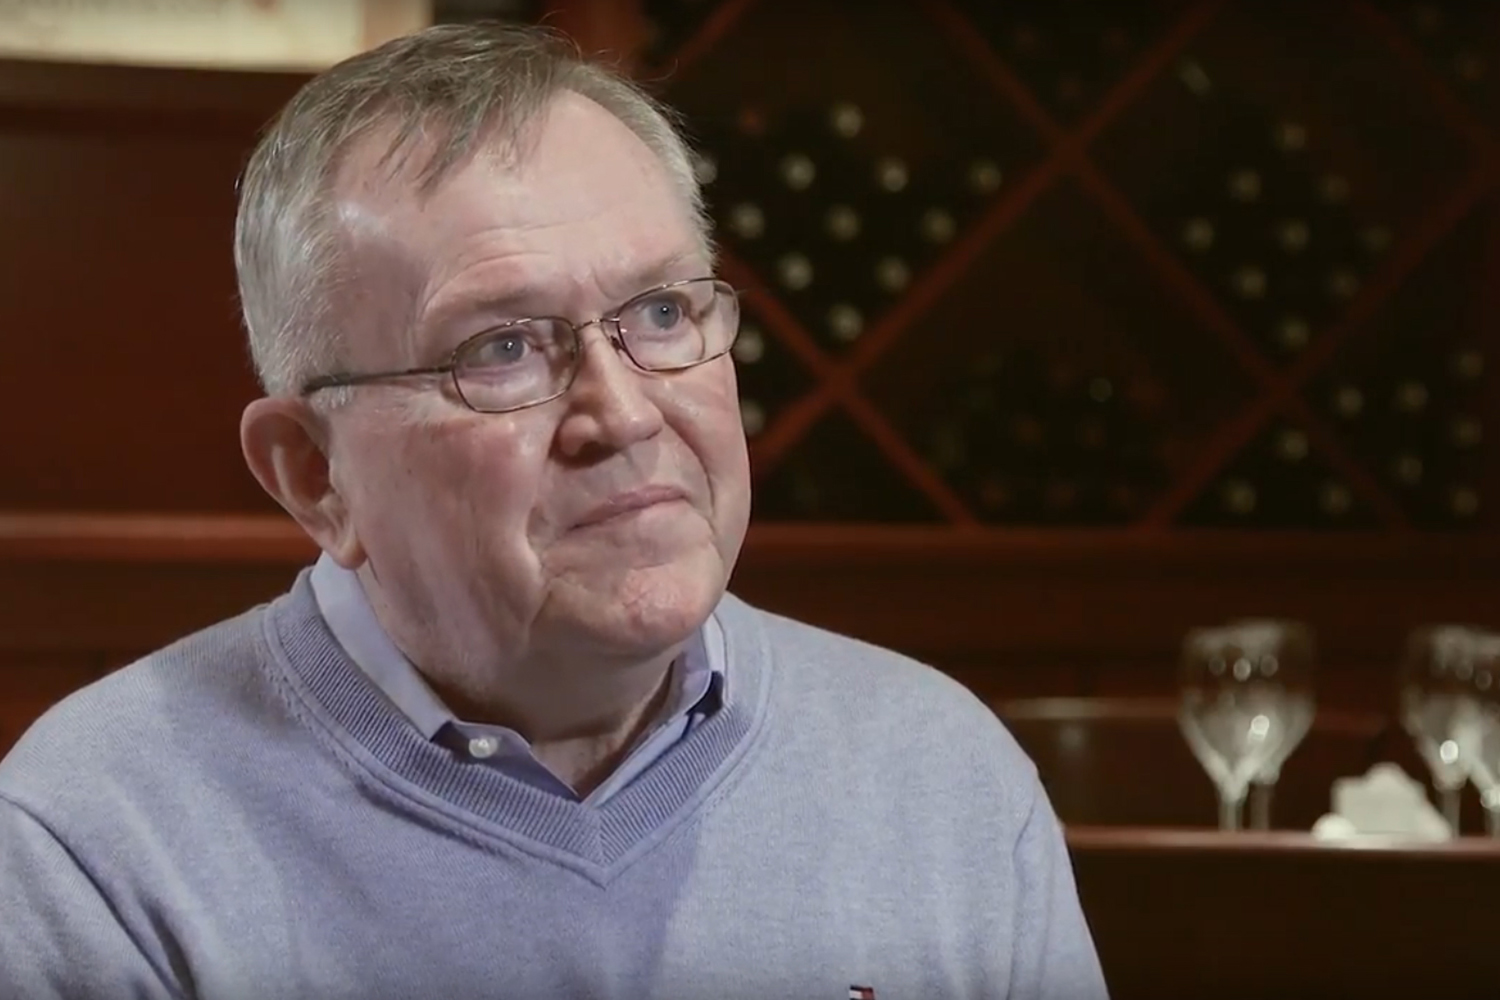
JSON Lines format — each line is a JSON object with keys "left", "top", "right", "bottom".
{"left": 0, "top": 796, "right": 181, "bottom": 1000}
{"left": 1006, "top": 781, "right": 1111, "bottom": 1000}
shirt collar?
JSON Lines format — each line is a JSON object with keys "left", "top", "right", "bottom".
{"left": 307, "top": 552, "right": 726, "bottom": 742}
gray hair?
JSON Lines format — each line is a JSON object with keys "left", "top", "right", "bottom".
{"left": 233, "top": 22, "right": 708, "bottom": 397}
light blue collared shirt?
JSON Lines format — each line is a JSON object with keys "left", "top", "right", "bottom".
{"left": 308, "top": 554, "right": 726, "bottom": 805}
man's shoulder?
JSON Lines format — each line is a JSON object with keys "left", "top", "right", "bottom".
{"left": 725, "top": 593, "right": 988, "bottom": 702}
{"left": 719, "top": 594, "right": 1032, "bottom": 773}
{"left": 0, "top": 605, "right": 276, "bottom": 805}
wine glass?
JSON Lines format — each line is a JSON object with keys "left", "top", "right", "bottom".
{"left": 1178, "top": 621, "right": 1311, "bottom": 831}
{"left": 1399, "top": 625, "right": 1480, "bottom": 834}
{"left": 1455, "top": 631, "right": 1500, "bottom": 837}
{"left": 1237, "top": 620, "right": 1317, "bottom": 830}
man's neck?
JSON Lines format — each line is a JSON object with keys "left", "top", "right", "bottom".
{"left": 528, "top": 663, "right": 677, "bottom": 796}
{"left": 425, "top": 649, "right": 681, "bottom": 795}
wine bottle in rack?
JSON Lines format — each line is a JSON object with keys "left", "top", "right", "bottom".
{"left": 860, "top": 141, "right": 1001, "bottom": 334}
{"left": 1167, "top": 73, "right": 1395, "bottom": 362}
{"left": 910, "top": 145, "right": 1006, "bottom": 260}
{"left": 923, "top": 352, "right": 987, "bottom": 519}
{"left": 1214, "top": 103, "right": 1301, "bottom": 352}
{"left": 759, "top": 105, "right": 871, "bottom": 353}
{"left": 697, "top": 109, "right": 781, "bottom": 274}
{"left": 1182, "top": 417, "right": 1377, "bottom": 528}
{"left": 1306, "top": 168, "right": 1382, "bottom": 306}
{"left": 1384, "top": 361, "right": 1432, "bottom": 505}
{"left": 859, "top": 150, "right": 942, "bottom": 326}
{"left": 729, "top": 319, "right": 814, "bottom": 443}
{"left": 1308, "top": 334, "right": 1482, "bottom": 530}
{"left": 779, "top": 101, "right": 944, "bottom": 355}
{"left": 1266, "top": 419, "right": 1374, "bottom": 530}
{"left": 1254, "top": 118, "right": 1334, "bottom": 359}
{"left": 757, "top": 416, "right": 939, "bottom": 522}
{"left": 924, "top": 352, "right": 999, "bottom": 516}
{"left": 1071, "top": 365, "right": 1164, "bottom": 524}
{"left": 1421, "top": 344, "right": 1486, "bottom": 527}
{"left": 722, "top": 107, "right": 844, "bottom": 347}
{"left": 1167, "top": 83, "right": 1264, "bottom": 311}
{"left": 954, "top": 1, "right": 1161, "bottom": 119}
{"left": 926, "top": 344, "right": 1167, "bottom": 526}
{"left": 1033, "top": 360, "right": 1086, "bottom": 523}
{"left": 1273, "top": 124, "right": 1390, "bottom": 357}
{"left": 887, "top": 162, "right": 959, "bottom": 283}
{"left": 815, "top": 103, "right": 898, "bottom": 353}
{"left": 1386, "top": 2, "right": 1493, "bottom": 103}
{"left": 1326, "top": 378, "right": 1368, "bottom": 424}
{"left": 1075, "top": 371, "right": 1127, "bottom": 523}
{"left": 980, "top": 347, "right": 1051, "bottom": 523}
{"left": 1315, "top": 329, "right": 1488, "bottom": 529}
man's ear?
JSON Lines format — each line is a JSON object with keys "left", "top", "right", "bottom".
{"left": 240, "top": 397, "right": 363, "bottom": 568}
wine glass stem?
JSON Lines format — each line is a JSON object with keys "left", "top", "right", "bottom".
{"left": 1439, "top": 786, "right": 1463, "bottom": 834}
{"left": 1485, "top": 807, "right": 1500, "bottom": 838}
{"left": 1218, "top": 791, "right": 1243, "bottom": 832}
{"left": 1248, "top": 782, "right": 1274, "bottom": 831}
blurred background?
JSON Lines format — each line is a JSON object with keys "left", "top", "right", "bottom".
{"left": 2, "top": 1, "right": 1499, "bottom": 996}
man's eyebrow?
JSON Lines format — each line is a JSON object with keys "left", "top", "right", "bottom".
{"left": 425, "top": 249, "right": 710, "bottom": 331}
{"left": 417, "top": 289, "right": 533, "bottom": 347}
{"left": 612, "top": 249, "right": 711, "bottom": 299}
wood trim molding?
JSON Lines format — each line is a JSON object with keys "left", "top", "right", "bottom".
{"left": 0, "top": 56, "right": 306, "bottom": 117}
{"left": 1065, "top": 825, "right": 1500, "bottom": 859}
{"left": 2, "top": 512, "right": 1497, "bottom": 707}
{"left": 4, "top": 510, "right": 1500, "bottom": 571}
{"left": 0, "top": 512, "right": 315, "bottom": 564}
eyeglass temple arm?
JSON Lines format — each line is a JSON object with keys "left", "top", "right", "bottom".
{"left": 300, "top": 363, "right": 454, "bottom": 395}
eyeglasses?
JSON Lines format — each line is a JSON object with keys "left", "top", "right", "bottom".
{"left": 300, "top": 277, "right": 741, "bottom": 414}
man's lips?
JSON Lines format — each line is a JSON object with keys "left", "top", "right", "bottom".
{"left": 573, "top": 485, "right": 689, "bottom": 528}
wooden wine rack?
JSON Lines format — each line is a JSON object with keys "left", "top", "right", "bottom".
{"left": 491, "top": 0, "right": 1500, "bottom": 530}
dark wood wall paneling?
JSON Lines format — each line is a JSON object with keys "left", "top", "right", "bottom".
{"left": 0, "top": 58, "right": 299, "bottom": 515}
{"left": 0, "top": 57, "right": 293, "bottom": 745}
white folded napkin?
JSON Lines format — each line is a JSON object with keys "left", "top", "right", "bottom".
{"left": 1310, "top": 762, "right": 1454, "bottom": 843}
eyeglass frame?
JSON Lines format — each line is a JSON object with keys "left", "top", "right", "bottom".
{"left": 299, "top": 276, "right": 742, "bottom": 414}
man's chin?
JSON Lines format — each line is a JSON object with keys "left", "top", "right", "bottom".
{"left": 554, "top": 558, "right": 725, "bottom": 655}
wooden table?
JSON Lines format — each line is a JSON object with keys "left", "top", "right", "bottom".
{"left": 1068, "top": 826, "right": 1500, "bottom": 1000}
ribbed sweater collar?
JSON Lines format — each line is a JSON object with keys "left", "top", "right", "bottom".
{"left": 262, "top": 570, "right": 772, "bottom": 877}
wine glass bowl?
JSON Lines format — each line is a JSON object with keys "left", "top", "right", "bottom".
{"left": 1243, "top": 621, "right": 1317, "bottom": 830}
{"left": 1454, "top": 632, "right": 1500, "bottom": 836}
{"left": 1252, "top": 695, "right": 1315, "bottom": 783}
{"left": 1400, "top": 625, "right": 1481, "bottom": 834}
{"left": 1179, "top": 620, "right": 1317, "bottom": 831}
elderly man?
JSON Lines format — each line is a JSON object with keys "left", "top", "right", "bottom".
{"left": 0, "top": 22, "right": 1106, "bottom": 1000}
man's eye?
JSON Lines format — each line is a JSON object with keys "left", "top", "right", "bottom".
{"left": 627, "top": 293, "right": 695, "bottom": 337}
{"left": 644, "top": 298, "right": 685, "bottom": 329}
{"left": 470, "top": 334, "right": 530, "bottom": 366}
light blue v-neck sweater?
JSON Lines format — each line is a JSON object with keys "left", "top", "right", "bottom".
{"left": 0, "top": 570, "right": 1107, "bottom": 1000}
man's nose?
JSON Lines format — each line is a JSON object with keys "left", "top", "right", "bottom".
{"left": 554, "top": 324, "right": 665, "bottom": 457}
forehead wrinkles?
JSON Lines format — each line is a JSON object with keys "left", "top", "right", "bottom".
{"left": 327, "top": 101, "right": 706, "bottom": 360}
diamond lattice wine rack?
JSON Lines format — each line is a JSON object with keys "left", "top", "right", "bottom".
{"left": 566, "top": 0, "right": 1499, "bottom": 528}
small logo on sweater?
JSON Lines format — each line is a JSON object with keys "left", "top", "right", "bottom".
{"left": 848, "top": 987, "right": 875, "bottom": 1000}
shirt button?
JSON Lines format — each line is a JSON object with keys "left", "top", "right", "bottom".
{"left": 467, "top": 736, "right": 499, "bottom": 760}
